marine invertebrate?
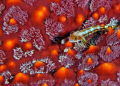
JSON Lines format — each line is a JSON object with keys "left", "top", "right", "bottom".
{"left": 1, "top": 70, "right": 13, "bottom": 84}
{"left": 13, "top": 83, "right": 27, "bottom": 86}
{"left": 13, "top": 47, "right": 23, "bottom": 60}
{"left": 20, "top": 27, "right": 43, "bottom": 42}
{"left": 0, "top": 4, "right": 5, "bottom": 15}
{"left": 20, "top": 57, "right": 56, "bottom": 75}
{"left": 101, "top": 79, "right": 119, "bottom": 86}
{"left": 23, "top": 50, "right": 34, "bottom": 57}
{"left": 75, "top": 0, "right": 89, "bottom": 9}
{"left": 107, "top": 28, "right": 120, "bottom": 46}
{"left": 29, "top": 27, "right": 41, "bottom": 38}
{"left": 20, "top": 27, "right": 45, "bottom": 51}
{"left": 44, "top": 18, "right": 64, "bottom": 41}
{"left": 13, "top": 47, "right": 34, "bottom": 60}
{"left": 20, "top": 29, "right": 31, "bottom": 42}
{"left": 0, "top": 50, "right": 6, "bottom": 64}
{"left": 74, "top": 52, "right": 82, "bottom": 60}
{"left": 1, "top": 0, "right": 120, "bottom": 85}
{"left": 98, "top": 14, "right": 108, "bottom": 23}
{"left": 83, "top": 17, "right": 96, "bottom": 29}
{"left": 78, "top": 54, "right": 99, "bottom": 71}
{"left": 20, "top": 61, "right": 33, "bottom": 73}
{"left": 3, "top": 5, "right": 28, "bottom": 34}
{"left": 60, "top": 79, "right": 75, "bottom": 86}
{"left": 34, "top": 58, "right": 56, "bottom": 73}
{"left": 50, "top": 2, "right": 65, "bottom": 16}
{"left": 90, "top": 0, "right": 111, "bottom": 12}
{"left": 50, "top": 0, "right": 75, "bottom": 18}
{"left": 98, "top": 45, "right": 120, "bottom": 62}
{"left": 30, "top": 78, "right": 55, "bottom": 86}
{"left": 77, "top": 72, "right": 98, "bottom": 86}
{"left": 23, "top": 0, "right": 37, "bottom": 6}
{"left": 32, "top": 35, "right": 45, "bottom": 51}
{"left": 58, "top": 54, "right": 75, "bottom": 68}
{"left": 117, "top": 72, "right": 120, "bottom": 83}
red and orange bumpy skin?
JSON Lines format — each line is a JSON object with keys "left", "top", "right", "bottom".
{"left": 0, "top": 0, "right": 120, "bottom": 86}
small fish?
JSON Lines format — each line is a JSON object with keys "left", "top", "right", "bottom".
{"left": 69, "top": 18, "right": 119, "bottom": 44}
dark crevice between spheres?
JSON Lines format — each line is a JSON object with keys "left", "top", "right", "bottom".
{"left": 51, "top": 69, "right": 56, "bottom": 76}
{"left": 15, "top": 43, "right": 21, "bottom": 48}
{"left": 51, "top": 32, "right": 70, "bottom": 50}
{"left": 8, "top": 75, "right": 15, "bottom": 84}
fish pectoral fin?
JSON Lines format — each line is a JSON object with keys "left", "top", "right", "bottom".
{"left": 82, "top": 37, "right": 86, "bottom": 43}
{"left": 78, "top": 40, "right": 87, "bottom": 48}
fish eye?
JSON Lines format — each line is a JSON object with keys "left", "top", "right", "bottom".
{"left": 70, "top": 34, "right": 75, "bottom": 38}
{"left": 70, "top": 34, "right": 78, "bottom": 41}
{"left": 75, "top": 36, "right": 77, "bottom": 40}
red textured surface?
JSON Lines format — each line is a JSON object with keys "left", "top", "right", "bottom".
{"left": 0, "top": 0, "right": 120, "bottom": 86}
